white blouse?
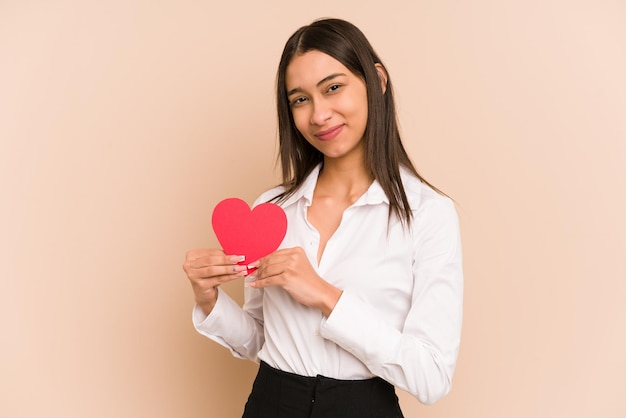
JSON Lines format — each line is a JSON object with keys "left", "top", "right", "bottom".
{"left": 193, "top": 164, "right": 463, "bottom": 405}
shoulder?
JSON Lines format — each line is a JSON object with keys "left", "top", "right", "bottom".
{"left": 400, "top": 171, "right": 461, "bottom": 261}
{"left": 252, "top": 185, "right": 287, "bottom": 207}
{"left": 400, "top": 167, "right": 454, "bottom": 213}
{"left": 399, "top": 168, "right": 459, "bottom": 244}
{"left": 253, "top": 164, "right": 321, "bottom": 208}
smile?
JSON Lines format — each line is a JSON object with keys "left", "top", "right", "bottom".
{"left": 314, "top": 124, "right": 344, "bottom": 141}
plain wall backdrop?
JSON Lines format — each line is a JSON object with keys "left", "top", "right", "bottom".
{"left": 1, "top": 0, "right": 625, "bottom": 417}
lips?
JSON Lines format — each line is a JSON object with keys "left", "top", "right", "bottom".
{"left": 314, "top": 124, "right": 343, "bottom": 141}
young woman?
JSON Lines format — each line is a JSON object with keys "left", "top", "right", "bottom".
{"left": 183, "top": 18, "right": 463, "bottom": 418}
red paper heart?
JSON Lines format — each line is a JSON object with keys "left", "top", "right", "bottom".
{"left": 211, "top": 198, "right": 287, "bottom": 267}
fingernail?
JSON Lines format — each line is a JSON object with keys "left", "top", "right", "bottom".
{"left": 247, "top": 261, "right": 259, "bottom": 269}
{"left": 229, "top": 255, "right": 245, "bottom": 263}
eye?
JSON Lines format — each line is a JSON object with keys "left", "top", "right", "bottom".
{"left": 290, "top": 96, "right": 308, "bottom": 107}
{"left": 327, "top": 84, "right": 342, "bottom": 93}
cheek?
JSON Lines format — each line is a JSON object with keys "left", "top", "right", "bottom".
{"left": 345, "top": 98, "right": 368, "bottom": 130}
{"left": 339, "top": 89, "right": 368, "bottom": 122}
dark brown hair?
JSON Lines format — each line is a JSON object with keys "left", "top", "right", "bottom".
{"left": 273, "top": 18, "right": 441, "bottom": 226}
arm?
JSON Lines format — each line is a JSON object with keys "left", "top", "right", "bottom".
{"left": 183, "top": 249, "right": 265, "bottom": 360}
{"left": 319, "top": 198, "right": 463, "bottom": 404}
{"left": 193, "top": 283, "right": 265, "bottom": 361}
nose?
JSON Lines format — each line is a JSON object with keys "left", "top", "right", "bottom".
{"left": 310, "top": 98, "right": 332, "bottom": 126}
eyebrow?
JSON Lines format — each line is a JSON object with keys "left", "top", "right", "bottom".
{"left": 286, "top": 73, "right": 347, "bottom": 97}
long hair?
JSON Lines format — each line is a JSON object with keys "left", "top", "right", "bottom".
{"left": 274, "top": 18, "right": 441, "bottom": 226}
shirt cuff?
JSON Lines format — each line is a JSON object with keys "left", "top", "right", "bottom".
{"left": 320, "top": 291, "right": 401, "bottom": 365}
{"left": 192, "top": 288, "right": 243, "bottom": 345}
{"left": 192, "top": 287, "right": 226, "bottom": 332}
{"left": 191, "top": 287, "right": 264, "bottom": 361}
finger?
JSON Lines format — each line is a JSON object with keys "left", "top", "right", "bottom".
{"left": 249, "top": 263, "right": 285, "bottom": 285}
{"left": 250, "top": 246, "right": 298, "bottom": 268}
{"left": 253, "top": 253, "right": 291, "bottom": 273}
{"left": 190, "top": 271, "right": 248, "bottom": 293}
{"left": 184, "top": 254, "right": 245, "bottom": 271}
{"left": 246, "top": 275, "right": 272, "bottom": 289}
{"left": 190, "top": 264, "right": 248, "bottom": 280}
{"left": 212, "top": 269, "right": 248, "bottom": 285}
{"left": 261, "top": 263, "right": 286, "bottom": 280}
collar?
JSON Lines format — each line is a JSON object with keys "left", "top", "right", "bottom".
{"left": 279, "top": 164, "right": 321, "bottom": 209}
{"left": 280, "top": 164, "right": 390, "bottom": 209}
{"left": 355, "top": 177, "right": 388, "bottom": 206}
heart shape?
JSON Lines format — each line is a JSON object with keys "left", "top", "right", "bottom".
{"left": 211, "top": 198, "right": 287, "bottom": 268}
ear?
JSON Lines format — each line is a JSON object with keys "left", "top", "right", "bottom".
{"left": 375, "top": 63, "right": 388, "bottom": 94}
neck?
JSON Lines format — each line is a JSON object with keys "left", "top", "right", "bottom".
{"left": 317, "top": 155, "right": 373, "bottom": 199}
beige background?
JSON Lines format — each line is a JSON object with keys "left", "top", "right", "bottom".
{"left": 1, "top": 0, "right": 625, "bottom": 417}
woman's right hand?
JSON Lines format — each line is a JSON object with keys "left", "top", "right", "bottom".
{"left": 182, "top": 249, "right": 248, "bottom": 316}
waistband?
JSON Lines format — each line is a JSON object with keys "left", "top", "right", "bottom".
{"left": 259, "top": 361, "right": 386, "bottom": 386}
{"left": 243, "top": 362, "right": 403, "bottom": 418}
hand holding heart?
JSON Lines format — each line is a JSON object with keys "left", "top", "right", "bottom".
{"left": 182, "top": 249, "right": 249, "bottom": 315}
{"left": 183, "top": 198, "right": 288, "bottom": 315}
{"left": 247, "top": 247, "right": 342, "bottom": 317}
{"left": 183, "top": 198, "right": 341, "bottom": 317}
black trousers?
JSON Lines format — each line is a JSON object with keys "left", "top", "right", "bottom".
{"left": 242, "top": 361, "right": 404, "bottom": 418}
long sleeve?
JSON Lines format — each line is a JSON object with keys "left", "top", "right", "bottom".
{"left": 193, "top": 283, "right": 265, "bottom": 361}
{"left": 319, "top": 198, "right": 463, "bottom": 404}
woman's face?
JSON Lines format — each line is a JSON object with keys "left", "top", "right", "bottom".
{"left": 285, "top": 50, "right": 368, "bottom": 163}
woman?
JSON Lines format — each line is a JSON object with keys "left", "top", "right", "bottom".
{"left": 183, "top": 18, "right": 463, "bottom": 418}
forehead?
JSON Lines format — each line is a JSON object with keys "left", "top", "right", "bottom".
{"left": 285, "top": 50, "right": 353, "bottom": 89}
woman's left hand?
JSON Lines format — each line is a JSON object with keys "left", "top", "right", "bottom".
{"left": 246, "top": 247, "right": 342, "bottom": 317}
